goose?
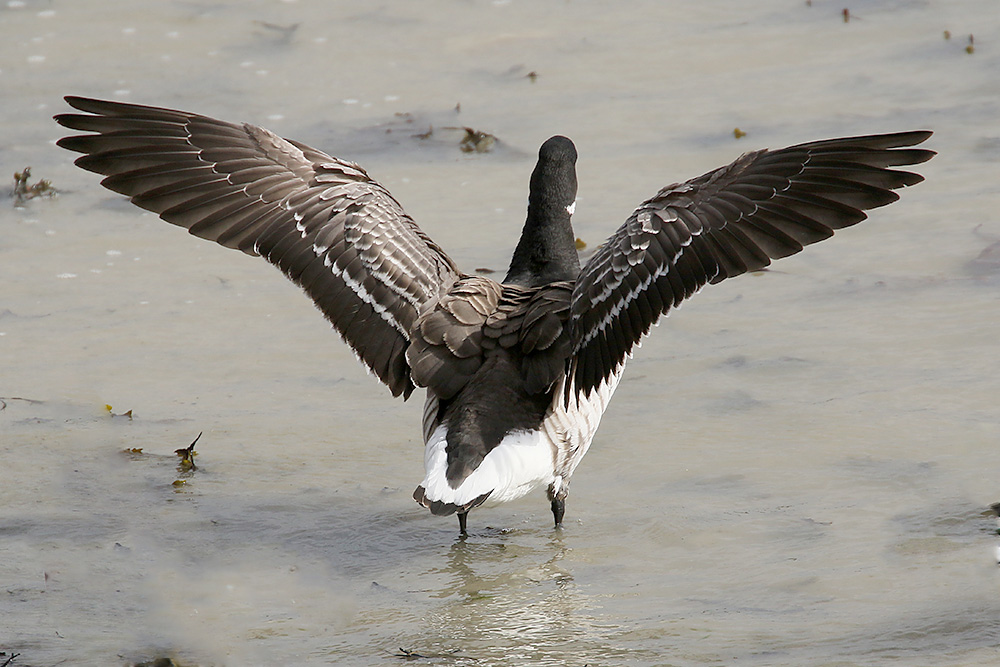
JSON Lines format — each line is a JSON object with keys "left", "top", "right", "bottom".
{"left": 55, "top": 97, "right": 934, "bottom": 534}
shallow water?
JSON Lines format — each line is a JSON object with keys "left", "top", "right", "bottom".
{"left": 3, "top": 0, "right": 1000, "bottom": 665}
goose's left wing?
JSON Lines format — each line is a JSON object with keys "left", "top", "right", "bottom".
{"left": 56, "top": 97, "right": 461, "bottom": 399}
{"left": 570, "top": 131, "right": 935, "bottom": 398}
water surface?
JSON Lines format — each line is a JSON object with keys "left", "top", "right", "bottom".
{"left": 2, "top": 1, "right": 999, "bottom": 665}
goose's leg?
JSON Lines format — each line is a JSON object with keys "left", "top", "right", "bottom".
{"left": 547, "top": 479, "right": 568, "bottom": 528}
{"left": 551, "top": 497, "right": 565, "bottom": 527}
{"left": 458, "top": 511, "right": 469, "bottom": 535}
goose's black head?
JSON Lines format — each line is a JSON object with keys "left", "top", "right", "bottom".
{"left": 504, "top": 136, "right": 581, "bottom": 287}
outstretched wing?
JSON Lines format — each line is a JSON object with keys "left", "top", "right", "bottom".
{"left": 55, "top": 97, "right": 461, "bottom": 398}
{"left": 570, "top": 131, "right": 935, "bottom": 397}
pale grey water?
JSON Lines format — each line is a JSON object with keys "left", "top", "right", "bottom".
{"left": 2, "top": 1, "right": 999, "bottom": 665}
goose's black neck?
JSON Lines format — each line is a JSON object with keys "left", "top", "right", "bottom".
{"left": 504, "top": 135, "right": 580, "bottom": 287}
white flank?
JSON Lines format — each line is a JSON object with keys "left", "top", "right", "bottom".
{"left": 544, "top": 367, "right": 624, "bottom": 480}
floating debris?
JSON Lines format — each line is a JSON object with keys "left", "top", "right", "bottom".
{"left": 733, "top": 127, "right": 747, "bottom": 139}
{"left": 12, "top": 167, "right": 57, "bottom": 205}
{"left": 451, "top": 127, "right": 497, "bottom": 153}
{"left": 121, "top": 446, "right": 147, "bottom": 462}
{"left": 966, "top": 34, "right": 975, "bottom": 54}
{"left": 130, "top": 654, "right": 199, "bottom": 666}
{"left": 412, "top": 126, "right": 433, "bottom": 140}
{"left": 842, "top": 8, "right": 850, "bottom": 22}
{"left": 526, "top": 71, "right": 538, "bottom": 83}
{"left": 175, "top": 432, "right": 202, "bottom": 471}
{"left": 305, "top": 106, "right": 524, "bottom": 160}
{"left": 394, "top": 646, "right": 464, "bottom": 660}
{"left": 474, "top": 267, "right": 496, "bottom": 274}
{"left": 575, "top": 237, "right": 587, "bottom": 250}
{"left": 0, "top": 396, "right": 43, "bottom": 412}
{"left": 252, "top": 20, "right": 299, "bottom": 43}
{"left": 105, "top": 403, "right": 133, "bottom": 419}
{"left": 943, "top": 30, "right": 951, "bottom": 40}
{"left": 397, "top": 647, "right": 426, "bottom": 660}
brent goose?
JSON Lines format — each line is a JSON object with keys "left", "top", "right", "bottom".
{"left": 55, "top": 97, "right": 934, "bottom": 533}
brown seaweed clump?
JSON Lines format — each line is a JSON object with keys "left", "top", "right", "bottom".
{"left": 12, "top": 167, "right": 57, "bottom": 205}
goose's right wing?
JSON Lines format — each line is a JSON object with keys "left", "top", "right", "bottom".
{"left": 570, "top": 131, "right": 935, "bottom": 398}
{"left": 56, "top": 97, "right": 461, "bottom": 399}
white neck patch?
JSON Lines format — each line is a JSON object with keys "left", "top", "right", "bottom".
{"left": 566, "top": 200, "right": 576, "bottom": 215}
